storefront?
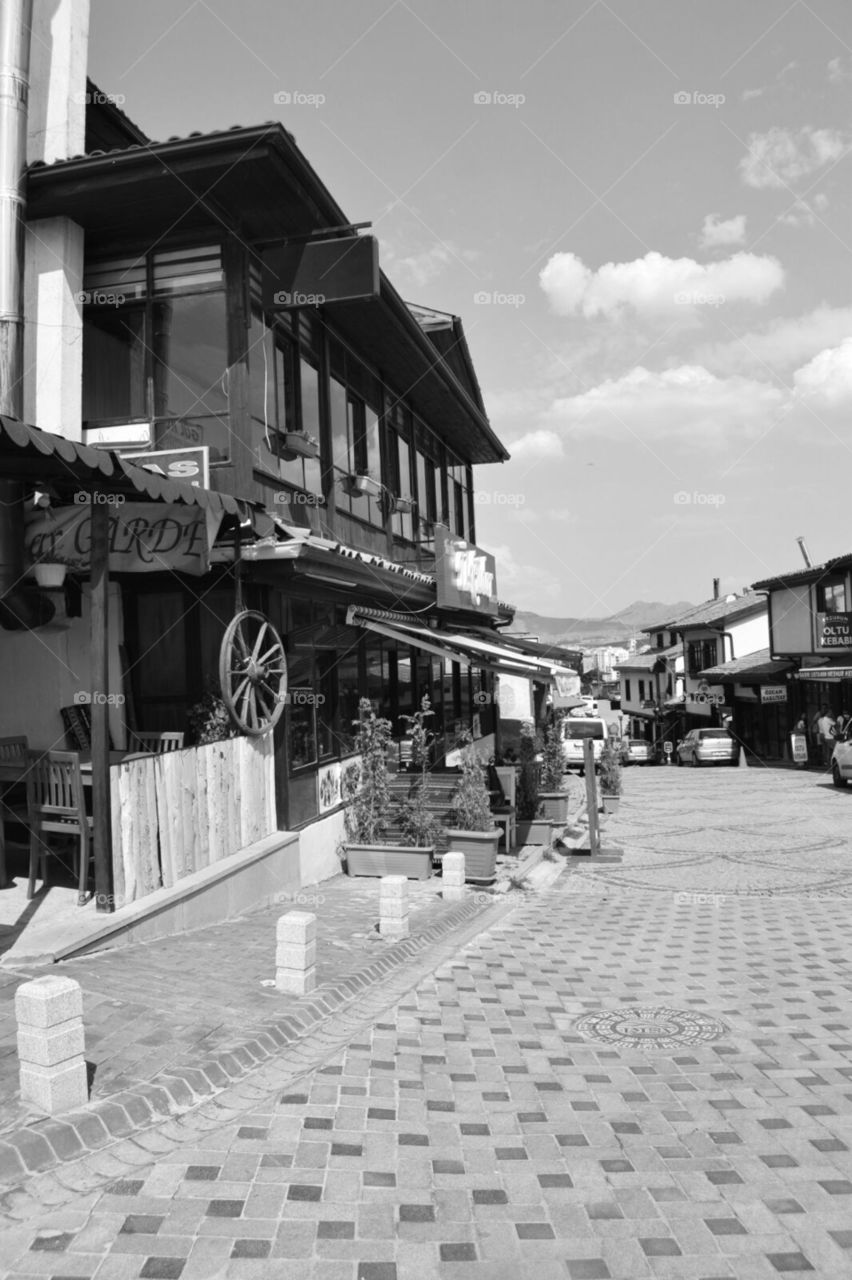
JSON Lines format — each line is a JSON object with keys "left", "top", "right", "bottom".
{"left": 698, "top": 650, "right": 795, "bottom": 761}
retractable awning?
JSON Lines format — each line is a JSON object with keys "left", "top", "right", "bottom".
{"left": 347, "top": 606, "right": 569, "bottom": 680}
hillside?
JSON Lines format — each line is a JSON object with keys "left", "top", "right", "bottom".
{"left": 508, "top": 600, "right": 694, "bottom": 646}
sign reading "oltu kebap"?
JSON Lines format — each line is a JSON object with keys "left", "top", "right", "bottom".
{"left": 816, "top": 612, "right": 852, "bottom": 649}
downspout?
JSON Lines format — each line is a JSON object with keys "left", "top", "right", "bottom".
{"left": 0, "top": 0, "right": 52, "bottom": 629}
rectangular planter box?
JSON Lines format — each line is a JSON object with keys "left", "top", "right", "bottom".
{"left": 600, "top": 795, "right": 621, "bottom": 814}
{"left": 515, "top": 818, "right": 554, "bottom": 846}
{"left": 443, "top": 828, "right": 500, "bottom": 884}
{"left": 343, "top": 844, "right": 433, "bottom": 880}
{"left": 539, "top": 791, "right": 570, "bottom": 823}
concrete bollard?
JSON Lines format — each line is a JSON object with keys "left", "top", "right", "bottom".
{"left": 276, "top": 911, "right": 317, "bottom": 994}
{"left": 16, "top": 976, "right": 88, "bottom": 1115}
{"left": 380, "top": 875, "right": 409, "bottom": 938}
{"left": 442, "top": 851, "right": 466, "bottom": 901}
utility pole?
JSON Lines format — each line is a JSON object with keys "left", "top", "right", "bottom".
{"left": 583, "top": 739, "right": 600, "bottom": 856}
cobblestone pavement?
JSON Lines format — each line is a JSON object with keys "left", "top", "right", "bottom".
{"left": 0, "top": 875, "right": 484, "bottom": 1132}
{"left": 1, "top": 765, "right": 852, "bottom": 1278}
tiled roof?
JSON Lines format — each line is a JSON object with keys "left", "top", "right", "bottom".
{"left": 646, "top": 591, "right": 764, "bottom": 632}
{"left": 615, "top": 643, "right": 680, "bottom": 672}
{"left": 27, "top": 122, "right": 297, "bottom": 171}
{"left": 697, "top": 648, "right": 794, "bottom": 681}
{"left": 752, "top": 553, "right": 852, "bottom": 591}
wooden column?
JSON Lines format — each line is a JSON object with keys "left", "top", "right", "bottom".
{"left": 583, "top": 739, "right": 600, "bottom": 857}
{"left": 90, "top": 501, "right": 114, "bottom": 911}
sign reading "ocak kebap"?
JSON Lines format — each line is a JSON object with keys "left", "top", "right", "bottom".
{"left": 435, "top": 526, "right": 499, "bottom": 615}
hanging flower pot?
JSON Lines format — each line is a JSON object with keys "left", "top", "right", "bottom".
{"left": 343, "top": 473, "right": 381, "bottom": 500}
{"left": 280, "top": 432, "right": 320, "bottom": 461}
{"left": 393, "top": 495, "right": 414, "bottom": 514}
{"left": 32, "top": 562, "right": 68, "bottom": 589}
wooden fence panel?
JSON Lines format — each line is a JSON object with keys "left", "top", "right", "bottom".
{"left": 111, "top": 756, "right": 159, "bottom": 903}
{"left": 157, "top": 748, "right": 201, "bottom": 887}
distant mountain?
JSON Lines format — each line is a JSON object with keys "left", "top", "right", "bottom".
{"left": 508, "top": 600, "right": 695, "bottom": 646}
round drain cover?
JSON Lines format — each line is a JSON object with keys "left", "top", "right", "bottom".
{"left": 573, "top": 1005, "right": 726, "bottom": 1051}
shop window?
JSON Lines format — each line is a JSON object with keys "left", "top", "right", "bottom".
{"left": 336, "top": 648, "right": 362, "bottom": 755}
{"left": 82, "top": 307, "right": 147, "bottom": 423}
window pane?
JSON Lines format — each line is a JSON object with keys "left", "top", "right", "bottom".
{"left": 248, "top": 312, "right": 275, "bottom": 429}
{"left": 330, "top": 376, "right": 349, "bottom": 469}
{"left": 152, "top": 245, "right": 223, "bottom": 293}
{"left": 82, "top": 307, "right": 146, "bottom": 422}
{"left": 153, "top": 293, "right": 229, "bottom": 419}
{"left": 300, "top": 357, "right": 321, "bottom": 436}
{"left": 336, "top": 648, "right": 361, "bottom": 754}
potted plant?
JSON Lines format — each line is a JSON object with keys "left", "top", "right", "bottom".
{"left": 514, "top": 722, "right": 552, "bottom": 845}
{"left": 392, "top": 495, "right": 414, "bottom": 514}
{"left": 281, "top": 431, "right": 320, "bottom": 460}
{"left": 188, "top": 686, "right": 237, "bottom": 745}
{"left": 30, "top": 552, "right": 74, "bottom": 589}
{"left": 444, "top": 732, "right": 500, "bottom": 883}
{"left": 342, "top": 698, "right": 432, "bottom": 879}
{"left": 598, "top": 736, "right": 623, "bottom": 813}
{"left": 539, "top": 720, "right": 570, "bottom": 824}
{"left": 342, "top": 472, "right": 382, "bottom": 500}
{"left": 396, "top": 696, "right": 442, "bottom": 854}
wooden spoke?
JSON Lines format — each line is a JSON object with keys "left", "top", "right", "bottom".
{"left": 219, "top": 610, "right": 287, "bottom": 736}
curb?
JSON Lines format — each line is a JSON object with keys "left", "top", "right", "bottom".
{"left": 0, "top": 891, "right": 499, "bottom": 1192}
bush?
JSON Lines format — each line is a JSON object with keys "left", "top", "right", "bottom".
{"left": 449, "top": 732, "right": 495, "bottom": 831}
{"left": 344, "top": 698, "right": 393, "bottom": 843}
{"left": 516, "top": 721, "right": 542, "bottom": 821}
{"left": 541, "top": 721, "right": 565, "bottom": 791}
{"left": 397, "top": 696, "right": 442, "bottom": 847}
{"left": 598, "top": 736, "right": 623, "bottom": 796}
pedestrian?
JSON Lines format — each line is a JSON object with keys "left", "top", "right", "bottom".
{"left": 836, "top": 709, "right": 851, "bottom": 742}
{"left": 816, "top": 704, "right": 837, "bottom": 768}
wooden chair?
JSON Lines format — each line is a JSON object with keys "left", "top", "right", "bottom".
{"left": 0, "top": 736, "right": 28, "bottom": 889}
{"left": 25, "top": 751, "right": 93, "bottom": 905}
{"left": 132, "top": 731, "right": 184, "bottom": 754}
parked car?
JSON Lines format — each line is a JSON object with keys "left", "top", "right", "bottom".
{"left": 622, "top": 738, "right": 653, "bottom": 766}
{"left": 831, "top": 729, "right": 852, "bottom": 787}
{"left": 560, "top": 716, "right": 608, "bottom": 774}
{"left": 676, "top": 728, "right": 739, "bottom": 767}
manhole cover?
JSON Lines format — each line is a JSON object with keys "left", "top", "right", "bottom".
{"left": 573, "top": 1005, "right": 726, "bottom": 1051}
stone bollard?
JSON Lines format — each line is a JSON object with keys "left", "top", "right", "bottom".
{"left": 276, "top": 911, "right": 317, "bottom": 994}
{"left": 16, "top": 976, "right": 88, "bottom": 1115}
{"left": 442, "top": 851, "right": 466, "bottom": 901}
{"left": 379, "top": 875, "right": 409, "bottom": 938}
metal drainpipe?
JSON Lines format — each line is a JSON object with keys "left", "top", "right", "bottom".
{"left": 0, "top": 0, "right": 52, "bottom": 630}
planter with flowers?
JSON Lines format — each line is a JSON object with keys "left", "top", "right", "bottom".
{"left": 343, "top": 472, "right": 382, "bottom": 500}
{"left": 514, "top": 722, "right": 552, "bottom": 845}
{"left": 281, "top": 432, "right": 320, "bottom": 461}
{"left": 598, "top": 736, "right": 624, "bottom": 813}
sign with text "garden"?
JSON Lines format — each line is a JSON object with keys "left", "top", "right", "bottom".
{"left": 26, "top": 503, "right": 211, "bottom": 576}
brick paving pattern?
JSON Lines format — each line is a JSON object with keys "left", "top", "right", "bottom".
{"left": 0, "top": 766, "right": 851, "bottom": 1277}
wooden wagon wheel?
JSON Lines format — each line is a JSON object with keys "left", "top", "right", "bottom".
{"left": 219, "top": 610, "right": 287, "bottom": 736}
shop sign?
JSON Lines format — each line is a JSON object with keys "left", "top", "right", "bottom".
{"left": 760, "top": 684, "right": 788, "bottom": 703}
{"left": 25, "top": 503, "right": 211, "bottom": 576}
{"left": 554, "top": 671, "right": 580, "bottom": 698}
{"left": 124, "top": 446, "right": 210, "bottom": 488}
{"left": 790, "top": 733, "right": 808, "bottom": 764}
{"left": 263, "top": 235, "right": 379, "bottom": 310}
{"left": 796, "top": 667, "right": 852, "bottom": 681}
{"left": 496, "top": 673, "right": 533, "bottom": 719}
{"left": 435, "top": 526, "right": 498, "bottom": 615}
{"left": 816, "top": 611, "right": 852, "bottom": 649}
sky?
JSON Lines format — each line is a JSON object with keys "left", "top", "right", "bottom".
{"left": 90, "top": 0, "right": 852, "bottom": 616}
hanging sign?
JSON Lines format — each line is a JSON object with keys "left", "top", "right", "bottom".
{"left": 435, "top": 525, "right": 498, "bottom": 615}
{"left": 263, "top": 235, "right": 379, "bottom": 309}
{"left": 760, "top": 685, "right": 788, "bottom": 703}
{"left": 816, "top": 612, "right": 852, "bottom": 649}
{"left": 25, "top": 503, "right": 211, "bottom": 576}
{"left": 124, "top": 446, "right": 210, "bottom": 488}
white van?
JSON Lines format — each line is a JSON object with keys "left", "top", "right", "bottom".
{"left": 560, "top": 716, "right": 608, "bottom": 773}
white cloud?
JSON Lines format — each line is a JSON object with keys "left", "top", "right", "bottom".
{"left": 544, "top": 365, "right": 787, "bottom": 443}
{"left": 740, "top": 126, "right": 848, "bottom": 189}
{"left": 699, "top": 213, "right": 747, "bottom": 249}
{"left": 483, "top": 543, "right": 564, "bottom": 610}
{"left": 380, "top": 235, "right": 478, "bottom": 288}
{"left": 695, "top": 304, "right": 852, "bottom": 377}
{"left": 828, "top": 56, "right": 851, "bottom": 84}
{"left": 539, "top": 250, "right": 783, "bottom": 319}
{"left": 794, "top": 337, "right": 852, "bottom": 408}
{"left": 778, "top": 193, "right": 829, "bottom": 228}
{"left": 505, "top": 429, "right": 565, "bottom": 459}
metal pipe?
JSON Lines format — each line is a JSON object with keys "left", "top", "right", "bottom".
{"left": 796, "top": 536, "right": 812, "bottom": 569}
{"left": 0, "top": 0, "right": 34, "bottom": 419}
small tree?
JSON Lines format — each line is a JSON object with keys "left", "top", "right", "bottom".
{"left": 516, "top": 721, "right": 542, "bottom": 821}
{"left": 344, "top": 698, "right": 393, "bottom": 843}
{"left": 598, "top": 736, "right": 623, "bottom": 796}
{"left": 541, "top": 720, "right": 565, "bottom": 791}
{"left": 449, "top": 732, "right": 496, "bottom": 831}
{"left": 397, "top": 695, "right": 442, "bottom": 847}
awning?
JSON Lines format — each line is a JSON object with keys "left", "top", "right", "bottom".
{"left": 698, "top": 648, "right": 794, "bottom": 683}
{"left": 0, "top": 415, "right": 255, "bottom": 521}
{"left": 795, "top": 663, "right": 852, "bottom": 681}
{"left": 346, "top": 606, "right": 562, "bottom": 679}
